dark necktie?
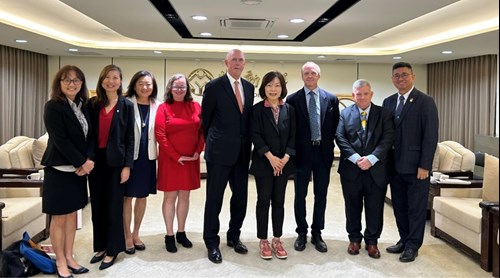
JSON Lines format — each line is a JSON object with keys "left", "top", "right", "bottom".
{"left": 395, "top": 95, "right": 405, "bottom": 122}
{"left": 308, "top": 91, "right": 320, "bottom": 140}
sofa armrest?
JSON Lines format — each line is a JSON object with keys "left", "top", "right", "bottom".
{"left": 0, "top": 168, "right": 38, "bottom": 178}
{"left": 0, "top": 178, "right": 44, "bottom": 196}
{"left": 439, "top": 170, "right": 474, "bottom": 179}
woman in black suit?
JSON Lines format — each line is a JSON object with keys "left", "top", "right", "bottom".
{"left": 249, "top": 71, "right": 296, "bottom": 260}
{"left": 86, "top": 64, "right": 135, "bottom": 270}
{"left": 42, "top": 65, "right": 94, "bottom": 277}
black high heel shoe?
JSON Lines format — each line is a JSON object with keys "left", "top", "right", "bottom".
{"left": 90, "top": 251, "right": 106, "bottom": 264}
{"left": 67, "top": 265, "right": 89, "bottom": 274}
{"left": 99, "top": 255, "right": 117, "bottom": 270}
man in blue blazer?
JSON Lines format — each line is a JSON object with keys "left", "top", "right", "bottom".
{"left": 286, "top": 61, "right": 340, "bottom": 253}
{"left": 336, "top": 79, "right": 394, "bottom": 259}
{"left": 382, "top": 62, "right": 439, "bottom": 262}
{"left": 201, "top": 49, "right": 255, "bottom": 263}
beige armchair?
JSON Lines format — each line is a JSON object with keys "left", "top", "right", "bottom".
{"left": 0, "top": 179, "right": 48, "bottom": 250}
{"left": 431, "top": 153, "right": 499, "bottom": 272}
{"left": 0, "top": 134, "right": 49, "bottom": 249}
{"left": 385, "top": 141, "right": 477, "bottom": 215}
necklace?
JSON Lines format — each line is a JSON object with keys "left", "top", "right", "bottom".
{"left": 138, "top": 104, "right": 149, "bottom": 128}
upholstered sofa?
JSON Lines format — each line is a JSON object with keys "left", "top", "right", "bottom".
{"left": 385, "top": 141, "right": 477, "bottom": 213}
{"left": 431, "top": 153, "right": 499, "bottom": 272}
{"left": 0, "top": 134, "right": 49, "bottom": 249}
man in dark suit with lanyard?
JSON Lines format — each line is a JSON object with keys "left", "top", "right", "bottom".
{"left": 336, "top": 79, "right": 394, "bottom": 259}
{"left": 201, "top": 49, "right": 255, "bottom": 263}
{"left": 383, "top": 62, "right": 439, "bottom": 262}
{"left": 286, "top": 61, "right": 339, "bottom": 253}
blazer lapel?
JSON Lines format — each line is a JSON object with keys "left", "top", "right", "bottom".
{"left": 365, "top": 104, "right": 380, "bottom": 145}
{"left": 129, "top": 96, "right": 142, "bottom": 130}
{"left": 277, "top": 104, "right": 288, "bottom": 135}
{"left": 63, "top": 101, "right": 86, "bottom": 138}
{"left": 398, "top": 89, "right": 417, "bottom": 125}
{"left": 319, "top": 90, "right": 328, "bottom": 126}
{"left": 262, "top": 106, "right": 279, "bottom": 133}
{"left": 297, "top": 89, "right": 309, "bottom": 123}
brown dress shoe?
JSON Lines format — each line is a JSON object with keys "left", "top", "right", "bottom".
{"left": 347, "top": 242, "right": 361, "bottom": 255}
{"left": 365, "top": 244, "right": 381, "bottom": 259}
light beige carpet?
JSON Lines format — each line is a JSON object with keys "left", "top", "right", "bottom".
{"left": 37, "top": 167, "right": 491, "bottom": 277}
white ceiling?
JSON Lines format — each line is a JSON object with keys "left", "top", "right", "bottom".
{"left": 0, "top": 0, "right": 498, "bottom": 64}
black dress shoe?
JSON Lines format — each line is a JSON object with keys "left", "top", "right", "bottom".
{"left": 386, "top": 242, "right": 405, "bottom": 254}
{"left": 90, "top": 252, "right": 106, "bottom": 264}
{"left": 124, "top": 247, "right": 136, "bottom": 255}
{"left": 311, "top": 234, "right": 328, "bottom": 253}
{"left": 399, "top": 248, "right": 418, "bottom": 262}
{"left": 134, "top": 243, "right": 146, "bottom": 251}
{"left": 207, "top": 247, "right": 222, "bottom": 263}
{"left": 67, "top": 265, "right": 89, "bottom": 274}
{"left": 227, "top": 239, "right": 248, "bottom": 254}
{"left": 99, "top": 256, "right": 117, "bottom": 270}
{"left": 294, "top": 234, "right": 307, "bottom": 251}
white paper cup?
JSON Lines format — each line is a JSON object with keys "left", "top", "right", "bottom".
{"left": 27, "top": 173, "right": 41, "bottom": 180}
{"left": 432, "top": 172, "right": 442, "bottom": 179}
{"left": 38, "top": 169, "right": 45, "bottom": 180}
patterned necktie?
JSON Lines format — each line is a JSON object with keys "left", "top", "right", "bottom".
{"left": 234, "top": 80, "right": 243, "bottom": 113}
{"left": 360, "top": 111, "right": 367, "bottom": 130}
{"left": 395, "top": 95, "right": 405, "bottom": 122}
{"left": 308, "top": 91, "right": 320, "bottom": 140}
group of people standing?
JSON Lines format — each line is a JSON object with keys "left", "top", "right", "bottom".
{"left": 40, "top": 48, "right": 438, "bottom": 277}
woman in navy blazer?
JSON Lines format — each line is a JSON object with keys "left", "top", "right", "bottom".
{"left": 42, "top": 65, "right": 94, "bottom": 277}
{"left": 249, "top": 71, "right": 296, "bottom": 260}
{"left": 86, "top": 64, "right": 135, "bottom": 270}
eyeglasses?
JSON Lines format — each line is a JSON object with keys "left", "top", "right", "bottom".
{"left": 61, "top": 79, "right": 82, "bottom": 85}
{"left": 392, "top": 73, "right": 412, "bottom": 79}
{"left": 172, "top": 86, "right": 187, "bottom": 90}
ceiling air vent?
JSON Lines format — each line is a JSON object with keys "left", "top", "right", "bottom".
{"left": 220, "top": 18, "right": 275, "bottom": 30}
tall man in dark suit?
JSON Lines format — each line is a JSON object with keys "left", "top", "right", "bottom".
{"left": 336, "top": 79, "right": 394, "bottom": 259}
{"left": 382, "top": 62, "right": 439, "bottom": 262}
{"left": 286, "top": 61, "right": 340, "bottom": 253}
{"left": 201, "top": 49, "right": 255, "bottom": 263}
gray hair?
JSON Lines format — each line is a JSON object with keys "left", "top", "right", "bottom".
{"left": 352, "top": 79, "right": 371, "bottom": 91}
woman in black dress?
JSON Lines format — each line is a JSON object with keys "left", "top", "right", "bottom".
{"left": 42, "top": 65, "right": 94, "bottom": 277}
{"left": 123, "top": 70, "right": 160, "bottom": 254}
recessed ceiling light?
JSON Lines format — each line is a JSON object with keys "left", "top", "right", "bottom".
{"left": 153, "top": 50, "right": 162, "bottom": 54}
{"left": 192, "top": 15, "right": 207, "bottom": 21}
{"left": 290, "top": 18, "right": 305, "bottom": 23}
{"left": 317, "top": 55, "right": 326, "bottom": 59}
{"left": 241, "top": 0, "right": 262, "bottom": 5}
{"left": 15, "top": 39, "right": 28, "bottom": 43}
{"left": 277, "top": 34, "right": 289, "bottom": 39}
{"left": 393, "top": 56, "right": 402, "bottom": 60}
{"left": 200, "top": 32, "right": 212, "bottom": 36}
{"left": 68, "top": 48, "right": 78, "bottom": 52}
{"left": 442, "top": 50, "right": 453, "bottom": 54}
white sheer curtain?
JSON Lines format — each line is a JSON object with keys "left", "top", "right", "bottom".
{"left": 0, "top": 45, "right": 48, "bottom": 144}
{"left": 428, "top": 55, "right": 497, "bottom": 149}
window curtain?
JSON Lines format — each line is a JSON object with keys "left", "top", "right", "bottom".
{"left": 0, "top": 45, "right": 48, "bottom": 144}
{"left": 428, "top": 55, "right": 497, "bottom": 149}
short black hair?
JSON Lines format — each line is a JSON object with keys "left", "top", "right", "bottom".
{"left": 392, "top": 62, "right": 413, "bottom": 72}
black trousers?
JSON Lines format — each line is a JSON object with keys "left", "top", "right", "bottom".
{"left": 88, "top": 148, "right": 125, "bottom": 256}
{"left": 294, "top": 145, "right": 331, "bottom": 235}
{"left": 340, "top": 171, "right": 386, "bottom": 245}
{"left": 390, "top": 173, "right": 430, "bottom": 250}
{"left": 255, "top": 175, "right": 289, "bottom": 239}
{"left": 203, "top": 152, "right": 249, "bottom": 248}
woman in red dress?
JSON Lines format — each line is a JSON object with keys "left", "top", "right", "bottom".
{"left": 155, "top": 74, "right": 204, "bottom": 253}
